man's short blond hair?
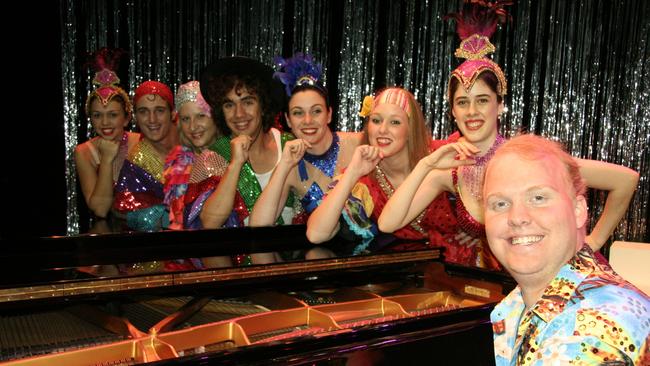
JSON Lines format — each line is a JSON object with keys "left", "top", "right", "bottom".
{"left": 486, "top": 134, "right": 586, "bottom": 197}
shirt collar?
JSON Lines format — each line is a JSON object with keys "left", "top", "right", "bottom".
{"left": 531, "top": 244, "right": 598, "bottom": 322}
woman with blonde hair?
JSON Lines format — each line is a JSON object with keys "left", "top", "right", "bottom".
{"left": 307, "top": 87, "right": 469, "bottom": 256}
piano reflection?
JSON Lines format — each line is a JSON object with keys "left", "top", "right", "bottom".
{"left": 0, "top": 225, "right": 514, "bottom": 365}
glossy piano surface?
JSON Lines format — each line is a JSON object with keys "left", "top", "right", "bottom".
{"left": 0, "top": 225, "right": 514, "bottom": 365}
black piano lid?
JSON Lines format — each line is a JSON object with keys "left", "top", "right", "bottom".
{"left": 0, "top": 225, "right": 318, "bottom": 274}
{"left": 0, "top": 225, "right": 455, "bottom": 307}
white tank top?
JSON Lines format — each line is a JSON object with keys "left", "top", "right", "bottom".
{"left": 248, "top": 128, "right": 295, "bottom": 225}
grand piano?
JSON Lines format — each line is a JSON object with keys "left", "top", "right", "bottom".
{"left": 0, "top": 225, "right": 514, "bottom": 365}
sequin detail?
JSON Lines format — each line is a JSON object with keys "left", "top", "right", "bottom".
{"left": 300, "top": 182, "right": 325, "bottom": 214}
{"left": 331, "top": 159, "right": 463, "bottom": 256}
{"left": 460, "top": 134, "right": 505, "bottom": 200}
{"left": 301, "top": 132, "right": 340, "bottom": 180}
{"left": 114, "top": 160, "right": 164, "bottom": 212}
{"left": 451, "top": 168, "right": 486, "bottom": 238}
{"left": 163, "top": 143, "right": 228, "bottom": 230}
{"left": 374, "top": 165, "right": 426, "bottom": 235}
{"left": 210, "top": 130, "right": 295, "bottom": 225}
{"left": 129, "top": 139, "right": 165, "bottom": 182}
{"left": 126, "top": 204, "right": 168, "bottom": 232}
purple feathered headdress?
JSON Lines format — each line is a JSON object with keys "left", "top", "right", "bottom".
{"left": 273, "top": 53, "right": 324, "bottom": 97}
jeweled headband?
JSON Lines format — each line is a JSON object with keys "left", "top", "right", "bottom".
{"left": 85, "top": 69, "right": 132, "bottom": 116}
{"left": 446, "top": 1, "right": 512, "bottom": 99}
{"left": 359, "top": 88, "right": 412, "bottom": 119}
{"left": 175, "top": 81, "right": 212, "bottom": 117}
{"left": 448, "top": 36, "right": 508, "bottom": 98}
{"left": 273, "top": 53, "right": 326, "bottom": 97}
{"left": 134, "top": 80, "right": 175, "bottom": 110}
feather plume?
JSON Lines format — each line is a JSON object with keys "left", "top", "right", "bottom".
{"left": 445, "top": 0, "right": 513, "bottom": 40}
{"left": 273, "top": 53, "right": 323, "bottom": 96}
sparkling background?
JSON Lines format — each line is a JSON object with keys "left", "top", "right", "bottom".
{"left": 61, "top": 0, "right": 649, "bottom": 244}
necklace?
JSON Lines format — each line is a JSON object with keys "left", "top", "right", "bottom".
{"left": 300, "top": 133, "right": 340, "bottom": 180}
{"left": 461, "top": 134, "right": 505, "bottom": 200}
{"left": 374, "top": 165, "right": 426, "bottom": 235}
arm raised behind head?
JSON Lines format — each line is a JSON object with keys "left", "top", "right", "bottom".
{"left": 576, "top": 158, "right": 639, "bottom": 251}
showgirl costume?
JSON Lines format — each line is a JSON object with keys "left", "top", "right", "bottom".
{"left": 113, "top": 81, "right": 176, "bottom": 232}
{"left": 335, "top": 89, "right": 465, "bottom": 256}
{"left": 83, "top": 63, "right": 132, "bottom": 188}
{"left": 273, "top": 53, "right": 342, "bottom": 218}
{"left": 163, "top": 81, "right": 234, "bottom": 230}
{"left": 445, "top": 2, "right": 511, "bottom": 270}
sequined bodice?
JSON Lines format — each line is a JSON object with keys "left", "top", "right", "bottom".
{"left": 451, "top": 168, "right": 485, "bottom": 238}
{"left": 300, "top": 182, "right": 325, "bottom": 214}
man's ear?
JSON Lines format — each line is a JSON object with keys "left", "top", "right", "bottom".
{"left": 574, "top": 195, "right": 588, "bottom": 229}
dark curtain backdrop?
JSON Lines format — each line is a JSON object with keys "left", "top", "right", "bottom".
{"left": 14, "top": 0, "right": 646, "bottom": 244}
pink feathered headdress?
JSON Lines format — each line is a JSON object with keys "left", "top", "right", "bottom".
{"left": 446, "top": 0, "right": 512, "bottom": 99}
{"left": 85, "top": 48, "right": 132, "bottom": 115}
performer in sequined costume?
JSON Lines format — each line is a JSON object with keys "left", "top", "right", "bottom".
{"left": 163, "top": 81, "right": 230, "bottom": 230}
{"left": 306, "top": 87, "right": 469, "bottom": 257}
{"left": 113, "top": 80, "right": 179, "bottom": 231}
{"left": 379, "top": 0, "right": 638, "bottom": 269}
{"left": 199, "top": 57, "right": 298, "bottom": 230}
{"left": 250, "top": 53, "right": 361, "bottom": 229}
{"left": 75, "top": 48, "right": 140, "bottom": 219}
{"left": 162, "top": 81, "right": 232, "bottom": 269}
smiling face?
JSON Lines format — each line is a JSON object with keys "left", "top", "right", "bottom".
{"left": 366, "top": 103, "right": 409, "bottom": 160}
{"left": 89, "top": 99, "right": 129, "bottom": 141}
{"left": 221, "top": 87, "right": 263, "bottom": 138}
{"left": 484, "top": 152, "right": 587, "bottom": 285}
{"left": 178, "top": 101, "right": 218, "bottom": 151}
{"left": 451, "top": 78, "right": 504, "bottom": 149}
{"left": 286, "top": 89, "right": 332, "bottom": 149}
{"left": 134, "top": 94, "right": 175, "bottom": 143}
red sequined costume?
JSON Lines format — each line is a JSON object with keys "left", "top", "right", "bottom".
{"left": 450, "top": 168, "right": 501, "bottom": 270}
{"left": 337, "top": 138, "right": 469, "bottom": 259}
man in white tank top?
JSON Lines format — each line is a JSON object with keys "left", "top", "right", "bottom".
{"left": 199, "top": 57, "right": 296, "bottom": 229}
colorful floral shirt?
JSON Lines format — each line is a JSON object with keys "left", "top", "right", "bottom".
{"left": 491, "top": 244, "right": 650, "bottom": 366}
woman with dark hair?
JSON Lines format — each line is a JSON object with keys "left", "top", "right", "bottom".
{"left": 249, "top": 53, "right": 361, "bottom": 230}
{"left": 379, "top": 0, "right": 639, "bottom": 269}
{"left": 199, "top": 57, "right": 297, "bottom": 229}
{"left": 74, "top": 48, "right": 139, "bottom": 219}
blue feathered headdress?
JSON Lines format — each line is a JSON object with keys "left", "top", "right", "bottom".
{"left": 273, "top": 53, "right": 324, "bottom": 97}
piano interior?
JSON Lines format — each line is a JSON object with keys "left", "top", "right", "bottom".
{"left": 0, "top": 226, "right": 513, "bottom": 365}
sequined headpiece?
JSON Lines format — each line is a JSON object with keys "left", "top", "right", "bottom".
{"left": 175, "top": 81, "right": 212, "bottom": 117}
{"left": 446, "top": 0, "right": 512, "bottom": 99}
{"left": 85, "top": 48, "right": 132, "bottom": 116}
{"left": 359, "top": 87, "right": 412, "bottom": 119}
{"left": 273, "top": 53, "right": 326, "bottom": 97}
{"left": 134, "top": 81, "right": 175, "bottom": 110}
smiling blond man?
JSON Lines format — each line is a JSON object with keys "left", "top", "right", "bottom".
{"left": 483, "top": 134, "right": 648, "bottom": 365}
